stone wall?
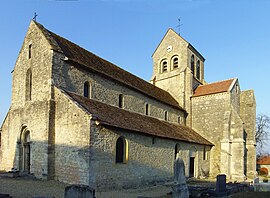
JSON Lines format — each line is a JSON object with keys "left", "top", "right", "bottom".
{"left": 192, "top": 92, "right": 230, "bottom": 176}
{"left": 240, "top": 90, "right": 256, "bottom": 179}
{"left": 89, "top": 124, "right": 210, "bottom": 190}
{"left": 0, "top": 21, "right": 54, "bottom": 179}
{"left": 54, "top": 88, "right": 91, "bottom": 185}
{"left": 51, "top": 51, "right": 185, "bottom": 124}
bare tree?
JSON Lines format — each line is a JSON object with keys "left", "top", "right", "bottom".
{"left": 256, "top": 114, "right": 270, "bottom": 155}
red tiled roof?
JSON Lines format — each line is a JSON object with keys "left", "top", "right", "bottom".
{"left": 33, "top": 21, "right": 184, "bottom": 111}
{"left": 257, "top": 156, "right": 270, "bottom": 165}
{"left": 64, "top": 90, "right": 213, "bottom": 146}
{"left": 193, "top": 79, "right": 235, "bottom": 97}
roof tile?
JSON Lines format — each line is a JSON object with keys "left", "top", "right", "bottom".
{"left": 34, "top": 21, "right": 184, "bottom": 111}
{"left": 64, "top": 90, "right": 213, "bottom": 146}
{"left": 193, "top": 79, "right": 235, "bottom": 97}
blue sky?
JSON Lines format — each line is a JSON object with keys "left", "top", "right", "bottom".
{"left": 1, "top": 0, "right": 269, "bottom": 149}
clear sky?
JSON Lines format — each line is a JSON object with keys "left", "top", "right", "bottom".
{"left": 1, "top": 0, "right": 269, "bottom": 149}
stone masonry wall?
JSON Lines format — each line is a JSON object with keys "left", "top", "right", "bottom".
{"left": 51, "top": 51, "right": 185, "bottom": 124}
{"left": 0, "top": 21, "right": 54, "bottom": 179}
{"left": 240, "top": 90, "right": 256, "bottom": 179}
{"left": 89, "top": 124, "right": 210, "bottom": 190}
{"left": 192, "top": 93, "right": 230, "bottom": 176}
{"left": 54, "top": 88, "right": 91, "bottom": 185}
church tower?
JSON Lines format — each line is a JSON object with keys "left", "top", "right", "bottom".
{"left": 151, "top": 29, "right": 205, "bottom": 125}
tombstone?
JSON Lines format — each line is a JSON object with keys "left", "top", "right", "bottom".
{"left": 215, "top": 174, "right": 228, "bottom": 197}
{"left": 64, "top": 185, "right": 95, "bottom": 198}
{"left": 172, "top": 155, "right": 189, "bottom": 198}
{"left": 254, "top": 177, "right": 259, "bottom": 184}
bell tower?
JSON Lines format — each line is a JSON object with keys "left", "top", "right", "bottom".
{"left": 151, "top": 28, "right": 205, "bottom": 125}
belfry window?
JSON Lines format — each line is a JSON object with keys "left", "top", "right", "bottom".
{"left": 28, "top": 44, "right": 32, "bottom": 59}
{"left": 119, "top": 94, "right": 123, "bottom": 108}
{"left": 25, "top": 68, "right": 32, "bottom": 101}
{"left": 191, "top": 55, "right": 195, "bottom": 74}
{"left": 173, "top": 57, "right": 179, "bottom": 69}
{"left": 161, "top": 60, "right": 168, "bottom": 73}
{"left": 84, "top": 81, "right": 91, "bottom": 98}
{"left": 116, "top": 137, "right": 127, "bottom": 163}
{"left": 196, "top": 60, "right": 200, "bottom": 80}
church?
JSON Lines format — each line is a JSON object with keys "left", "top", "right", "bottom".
{"left": 0, "top": 21, "right": 256, "bottom": 189}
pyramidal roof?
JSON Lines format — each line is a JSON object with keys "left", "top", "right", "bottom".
{"left": 32, "top": 21, "right": 184, "bottom": 111}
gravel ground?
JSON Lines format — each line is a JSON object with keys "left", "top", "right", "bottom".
{"left": 1, "top": 176, "right": 269, "bottom": 198}
{"left": 0, "top": 176, "right": 172, "bottom": 198}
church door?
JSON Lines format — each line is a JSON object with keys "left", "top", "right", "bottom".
{"left": 189, "top": 157, "right": 195, "bottom": 177}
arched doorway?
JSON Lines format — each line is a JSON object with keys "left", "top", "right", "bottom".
{"left": 19, "top": 127, "right": 31, "bottom": 173}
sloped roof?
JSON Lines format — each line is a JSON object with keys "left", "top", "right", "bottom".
{"left": 193, "top": 79, "right": 235, "bottom": 97}
{"left": 63, "top": 90, "right": 213, "bottom": 146}
{"left": 257, "top": 156, "right": 270, "bottom": 165}
{"left": 33, "top": 21, "right": 184, "bottom": 111}
{"left": 152, "top": 28, "right": 205, "bottom": 61}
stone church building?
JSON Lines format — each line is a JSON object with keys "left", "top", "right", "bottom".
{"left": 0, "top": 21, "right": 256, "bottom": 189}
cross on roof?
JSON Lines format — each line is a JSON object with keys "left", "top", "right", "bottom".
{"left": 33, "top": 12, "right": 38, "bottom": 21}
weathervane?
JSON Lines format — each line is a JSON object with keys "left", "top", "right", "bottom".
{"left": 33, "top": 12, "right": 38, "bottom": 21}
{"left": 176, "top": 18, "right": 183, "bottom": 35}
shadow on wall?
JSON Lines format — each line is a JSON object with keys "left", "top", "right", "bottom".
{"left": 9, "top": 139, "right": 175, "bottom": 190}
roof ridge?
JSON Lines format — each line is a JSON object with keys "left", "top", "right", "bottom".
{"left": 201, "top": 78, "right": 236, "bottom": 86}
{"left": 33, "top": 21, "right": 184, "bottom": 111}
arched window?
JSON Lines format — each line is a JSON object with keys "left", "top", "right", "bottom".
{"left": 116, "top": 137, "right": 127, "bottom": 163}
{"left": 175, "top": 143, "right": 181, "bottom": 159}
{"left": 165, "top": 111, "right": 168, "bottom": 121}
{"left": 25, "top": 68, "right": 32, "bottom": 101}
{"left": 161, "top": 60, "right": 168, "bottom": 73}
{"left": 84, "top": 82, "right": 90, "bottom": 98}
{"left": 196, "top": 60, "right": 200, "bottom": 80}
{"left": 191, "top": 55, "right": 195, "bottom": 74}
{"left": 145, "top": 103, "right": 149, "bottom": 115}
{"left": 173, "top": 57, "right": 179, "bottom": 69}
{"left": 118, "top": 94, "right": 123, "bottom": 108}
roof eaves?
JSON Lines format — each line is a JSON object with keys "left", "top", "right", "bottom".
{"left": 188, "top": 44, "right": 205, "bottom": 61}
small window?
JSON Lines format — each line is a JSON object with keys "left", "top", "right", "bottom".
{"left": 119, "top": 94, "right": 123, "bottom": 108}
{"left": 175, "top": 143, "right": 181, "bottom": 159}
{"left": 165, "top": 111, "right": 168, "bottom": 121}
{"left": 191, "top": 55, "right": 195, "bottom": 74}
{"left": 152, "top": 137, "right": 156, "bottom": 144}
{"left": 173, "top": 57, "right": 179, "bottom": 68}
{"left": 145, "top": 103, "right": 149, "bottom": 115}
{"left": 203, "top": 146, "right": 206, "bottom": 160}
{"left": 161, "top": 60, "right": 168, "bottom": 73}
{"left": 83, "top": 82, "right": 90, "bottom": 98}
{"left": 236, "top": 84, "right": 239, "bottom": 94}
{"left": 116, "top": 137, "right": 127, "bottom": 163}
{"left": 178, "top": 116, "right": 181, "bottom": 124}
{"left": 28, "top": 44, "right": 32, "bottom": 59}
{"left": 196, "top": 60, "right": 200, "bottom": 80}
{"left": 25, "top": 68, "right": 32, "bottom": 101}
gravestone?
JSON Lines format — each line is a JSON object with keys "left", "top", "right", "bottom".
{"left": 215, "top": 174, "right": 228, "bottom": 197}
{"left": 172, "top": 155, "right": 189, "bottom": 198}
{"left": 64, "top": 185, "right": 95, "bottom": 198}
